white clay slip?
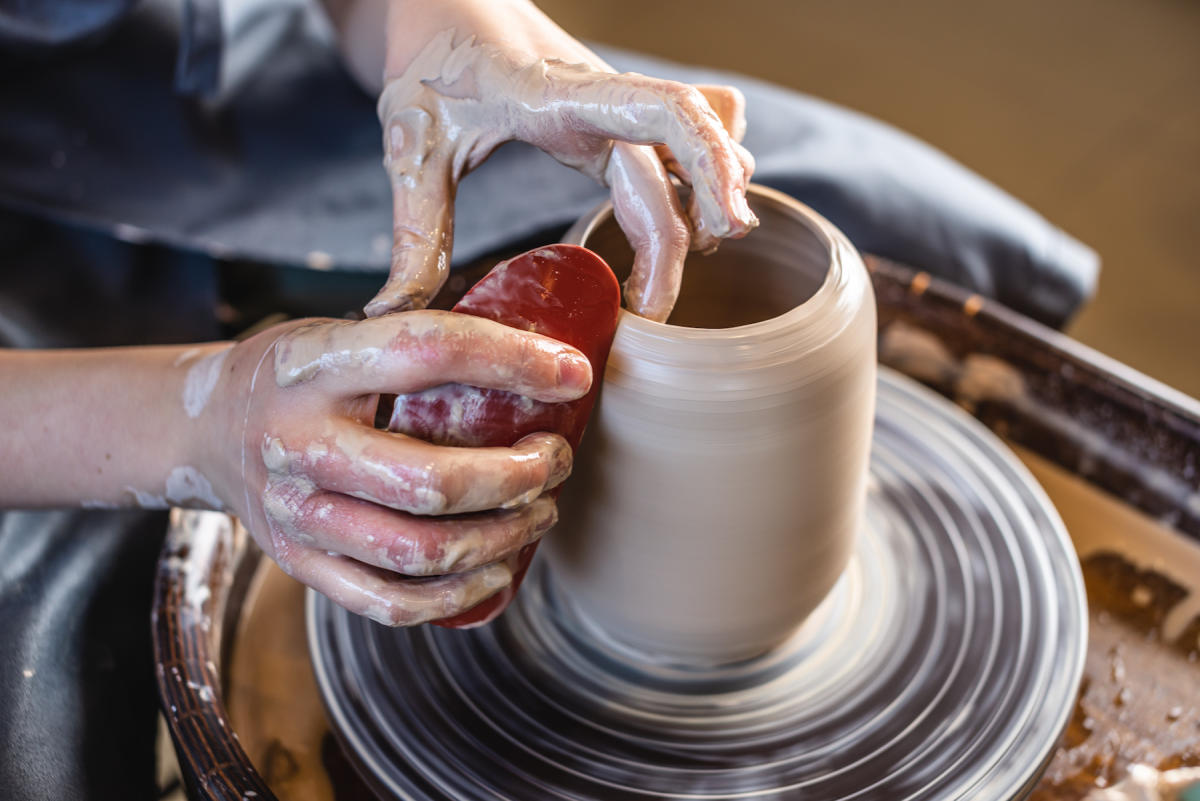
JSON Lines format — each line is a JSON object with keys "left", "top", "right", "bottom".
{"left": 183, "top": 346, "right": 231, "bottom": 418}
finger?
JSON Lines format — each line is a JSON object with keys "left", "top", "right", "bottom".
{"left": 434, "top": 546, "right": 530, "bottom": 629}
{"left": 270, "top": 424, "right": 573, "bottom": 516}
{"left": 366, "top": 95, "right": 457, "bottom": 318}
{"left": 284, "top": 545, "right": 514, "bottom": 626}
{"left": 656, "top": 84, "right": 749, "bottom": 181}
{"left": 606, "top": 143, "right": 690, "bottom": 322}
{"left": 271, "top": 311, "right": 591, "bottom": 399}
{"left": 687, "top": 149, "right": 753, "bottom": 254}
{"left": 551, "top": 72, "right": 757, "bottom": 241}
{"left": 684, "top": 138, "right": 755, "bottom": 253}
{"left": 661, "top": 136, "right": 756, "bottom": 200}
{"left": 276, "top": 487, "right": 558, "bottom": 575}
{"left": 695, "top": 85, "right": 748, "bottom": 143}
{"left": 732, "top": 141, "right": 756, "bottom": 186}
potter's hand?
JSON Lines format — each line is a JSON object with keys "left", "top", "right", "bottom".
{"left": 364, "top": 0, "right": 758, "bottom": 322}
{"left": 205, "top": 312, "right": 591, "bottom": 625}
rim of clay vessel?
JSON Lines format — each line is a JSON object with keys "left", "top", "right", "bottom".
{"left": 563, "top": 184, "right": 871, "bottom": 399}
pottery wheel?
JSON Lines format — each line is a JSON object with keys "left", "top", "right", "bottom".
{"left": 307, "top": 368, "right": 1087, "bottom": 800}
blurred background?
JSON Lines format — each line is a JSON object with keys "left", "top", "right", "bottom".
{"left": 539, "top": 0, "right": 1200, "bottom": 397}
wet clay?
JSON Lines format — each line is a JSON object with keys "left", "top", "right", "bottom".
{"left": 369, "top": 28, "right": 756, "bottom": 318}
{"left": 547, "top": 186, "right": 877, "bottom": 663}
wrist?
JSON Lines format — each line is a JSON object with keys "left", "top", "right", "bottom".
{"left": 174, "top": 342, "right": 240, "bottom": 512}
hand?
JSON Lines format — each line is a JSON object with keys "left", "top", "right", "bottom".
{"left": 199, "top": 311, "right": 592, "bottom": 625}
{"left": 365, "top": 0, "right": 758, "bottom": 322}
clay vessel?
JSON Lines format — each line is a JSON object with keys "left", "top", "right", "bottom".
{"left": 547, "top": 184, "right": 877, "bottom": 664}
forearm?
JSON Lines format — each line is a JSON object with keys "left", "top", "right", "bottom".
{"left": 323, "top": 0, "right": 593, "bottom": 94}
{"left": 0, "top": 343, "right": 231, "bottom": 509}
{"left": 321, "top": 0, "right": 389, "bottom": 94}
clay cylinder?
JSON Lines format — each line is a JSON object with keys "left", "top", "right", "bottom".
{"left": 546, "top": 185, "right": 877, "bottom": 664}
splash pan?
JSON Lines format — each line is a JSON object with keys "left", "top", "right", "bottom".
{"left": 307, "top": 369, "right": 1087, "bottom": 801}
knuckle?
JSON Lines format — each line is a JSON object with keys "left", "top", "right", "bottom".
{"left": 390, "top": 311, "right": 462, "bottom": 371}
{"left": 391, "top": 224, "right": 441, "bottom": 257}
{"left": 295, "top": 492, "right": 336, "bottom": 529}
{"left": 412, "top": 481, "right": 454, "bottom": 516}
{"left": 476, "top": 326, "right": 554, "bottom": 394}
{"left": 274, "top": 555, "right": 298, "bottom": 578}
{"left": 362, "top": 590, "right": 428, "bottom": 628}
{"left": 384, "top": 528, "right": 445, "bottom": 576}
{"left": 380, "top": 530, "right": 417, "bottom": 570}
{"left": 416, "top": 524, "right": 487, "bottom": 575}
{"left": 706, "top": 85, "right": 743, "bottom": 119}
{"left": 499, "top": 483, "right": 543, "bottom": 511}
{"left": 376, "top": 603, "right": 411, "bottom": 627}
{"left": 260, "top": 478, "right": 314, "bottom": 536}
{"left": 410, "top": 466, "right": 457, "bottom": 515}
{"left": 382, "top": 107, "right": 434, "bottom": 168}
{"left": 260, "top": 435, "right": 294, "bottom": 475}
{"left": 668, "top": 83, "right": 709, "bottom": 117}
{"left": 515, "top": 333, "right": 560, "bottom": 388}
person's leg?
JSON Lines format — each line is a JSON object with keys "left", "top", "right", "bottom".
{"left": 0, "top": 510, "right": 167, "bottom": 800}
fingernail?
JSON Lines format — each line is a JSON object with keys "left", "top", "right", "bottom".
{"left": 628, "top": 296, "right": 672, "bottom": 324}
{"left": 545, "top": 438, "right": 574, "bottom": 490}
{"left": 535, "top": 499, "right": 559, "bottom": 533}
{"left": 556, "top": 350, "right": 592, "bottom": 395}
{"left": 513, "top": 433, "right": 575, "bottom": 492}
{"left": 736, "top": 197, "right": 759, "bottom": 231}
{"left": 388, "top": 122, "right": 405, "bottom": 155}
{"left": 478, "top": 562, "right": 514, "bottom": 591}
{"left": 499, "top": 486, "right": 541, "bottom": 510}
{"left": 363, "top": 293, "right": 392, "bottom": 318}
{"left": 364, "top": 287, "right": 415, "bottom": 319}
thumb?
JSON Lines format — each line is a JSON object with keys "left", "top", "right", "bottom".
{"left": 365, "top": 103, "right": 457, "bottom": 318}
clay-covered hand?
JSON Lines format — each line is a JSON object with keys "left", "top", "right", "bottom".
{"left": 366, "top": 0, "right": 758, "bottom": 322}
{"left": 198, "top": 311, "right": 591, "bottom": 625}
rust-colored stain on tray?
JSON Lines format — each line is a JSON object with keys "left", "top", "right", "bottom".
{"left": 1022, "top": 450, "right": 1200, "bottom": 800}
{"left": 1031, "top": 554, "right": 1200, "bottom": 800}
